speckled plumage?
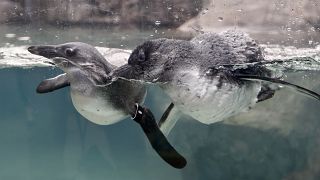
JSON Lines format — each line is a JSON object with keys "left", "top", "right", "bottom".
{"left": 28, "top": 42, "right": 146, "bottom": 125}
{"left": 113, "top": 30, "right": 273, "bottom": 126}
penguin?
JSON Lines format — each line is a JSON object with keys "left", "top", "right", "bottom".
{"left": 110, "top": 30, "right": 320, "bottom": 135}
{"left": 28, "top": 42, "right": 186, "bottom": 169}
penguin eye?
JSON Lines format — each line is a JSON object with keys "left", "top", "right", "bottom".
{"left": 65, "top": 48, "right": 75, "bottom": 57}
{"left": 128, "top": 48, "right": 146, "bottom": 65}
{"left": 137, "top": 49, "right": 145, "bottom": 62}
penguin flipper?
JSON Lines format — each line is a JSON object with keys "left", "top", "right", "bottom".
{"left": 158, "top": 103, "right": 182, "bottom": 136}
{"left": 37, "top": 73, "right": 70, "bottom": 93}
{"left": 235, "top": 75, "right": 320, "bottom": 101}
{"left": 132, "top": 104, "right": 187, "bottom": 169}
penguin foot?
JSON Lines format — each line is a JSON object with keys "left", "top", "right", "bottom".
{"left": 132, "top": 103, "right": 187, "bottom": 169}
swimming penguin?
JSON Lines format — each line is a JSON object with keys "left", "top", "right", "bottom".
{"left": 27, "top": 42, "right": 186, "bottom": 169}
{"left": 111, "top": 30, "right": 320, "bottom": 135}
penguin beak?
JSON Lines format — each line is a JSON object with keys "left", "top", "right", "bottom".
{"left": 28, "top": 45, "right": 58, "bottom": 59}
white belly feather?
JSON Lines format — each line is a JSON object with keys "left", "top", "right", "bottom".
{"left": 162, "top": 69, "right": 261, "bottom": 124}
{"left": 70, "top": 91, "right": 128, "bottom": 125}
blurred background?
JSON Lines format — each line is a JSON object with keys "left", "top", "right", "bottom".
{"left": 1, "top": 0, "right": 320, "bottom": 47}
{"left": 0, "top": 0, "right": 320, "bottom": 180}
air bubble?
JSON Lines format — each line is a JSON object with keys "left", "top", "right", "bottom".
{"left": 155, "top": 21, "right": 161, "bottom": 26}
{"left": 5, "top": 34, "right": 16, "bottom": 38}
{"left": 17, "top": 36, "right": 30, "bottom": 41}
{"left": 201, "top": 8, "right": 209, "bottom": 15}
{"left": 218, "top": 17, "right": 224, "bottom": 21}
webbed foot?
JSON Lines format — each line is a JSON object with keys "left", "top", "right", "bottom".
{"left": 132, "top": 104, "right": 187, "bottom": 169}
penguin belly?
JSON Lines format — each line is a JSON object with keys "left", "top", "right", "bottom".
{"left": 70, "top": 91, "right": 128, "bottom": 125}
{"left": 162, "top": 69, "right": 261, "bottom": 124}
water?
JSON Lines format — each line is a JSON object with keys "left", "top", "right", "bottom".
{"left": 0, "top": 24, "right": 320, "bottom": 180}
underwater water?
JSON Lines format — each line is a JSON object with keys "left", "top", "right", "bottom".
{"left": 0, "top": 24, "right": 320, "bottom": 180}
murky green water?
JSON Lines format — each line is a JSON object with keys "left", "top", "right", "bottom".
{"left": 0, "top": 24, "right": 320, "bottom": 180}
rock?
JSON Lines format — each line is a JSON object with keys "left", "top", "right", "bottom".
{"left": 46, "top": 0, "right": 120, "bottom": 24}
{"left": 133, "top": 0, "right": 203, "bottom": 27}
{"left": 42, "top": 0, "right": 203, "bottom": 27}
{"left": 178, "top": 0, "right": 320, "bottom": 42}
{"left": 0, "top": 0, "right": 23, "bottom": 23}
{"left": 303, "top": 0, "right": 320, "bottom": 29}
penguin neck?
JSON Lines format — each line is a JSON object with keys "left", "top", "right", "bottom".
{"left": 102, "top": 60, "right": 116, "bottom": 74}
{"left": 84, "top": 58, "right": 115, "bottom": 84}
{"left": 94, "top": 53, "right": 116, "bottom": 74}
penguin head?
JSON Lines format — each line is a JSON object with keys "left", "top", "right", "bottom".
{"left": 113, "top": 39, "right": 175, "bottom": 82}
{"left": 28, "top": 42, "right": 114, "bottom": 74}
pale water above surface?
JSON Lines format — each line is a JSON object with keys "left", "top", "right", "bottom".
{"left": 0, "top": 24, "right": 320, "bottom": 180}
